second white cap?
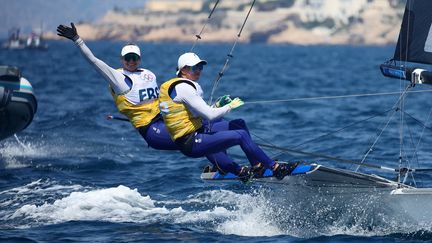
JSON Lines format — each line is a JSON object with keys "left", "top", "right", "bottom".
{"left": 176, "top": 52, "right": 207, "bottom": 75}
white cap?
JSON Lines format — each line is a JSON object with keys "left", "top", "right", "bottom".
{"left": 176, "top": 52, "right": 207, "bottom": 75}
{"left": 121, "top": 44, "right": 141, "bottom": 57}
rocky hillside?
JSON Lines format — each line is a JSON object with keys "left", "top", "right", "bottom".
{"left": 47, "top": 0, "right": 406, "bottom": 45}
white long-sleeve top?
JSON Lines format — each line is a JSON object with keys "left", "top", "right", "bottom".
{"left": 172, "top": 80, "right": 231, "bottom": 121}
{"left": 74, "top": 38, "right": 131, "bottom": 94}
{"left": 74, "top": 37, "right": 230, "bottom": 120}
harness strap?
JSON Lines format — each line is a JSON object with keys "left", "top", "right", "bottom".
{"left": 174, "top": 126, "right": 204, "bottom": 156}
{"left": 168, "top": 79, "right": 196, "bottom": 98}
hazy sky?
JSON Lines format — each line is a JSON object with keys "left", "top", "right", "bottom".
{"left": 0, "top": 0, "right": 145, "bottom": 38}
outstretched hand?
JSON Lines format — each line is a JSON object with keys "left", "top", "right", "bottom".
{"left": 57, "top": 23, "right": 79, "bottom": 41}
{"left": 228, "top": 97, "right": 244, "bottom": 110}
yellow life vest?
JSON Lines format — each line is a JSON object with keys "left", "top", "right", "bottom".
{"left": 159, "top": 78, "right": 202, "bottom": 140}
{"left": 111, "top": 90, "right": 160, "bottom": 128}
{"left": 110, "top": 68, "right": 160, "bottom": 128}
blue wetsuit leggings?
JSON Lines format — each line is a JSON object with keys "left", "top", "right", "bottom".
{"left": 138, "top": 118, "right": 178, "bottom": 150}
{"left": 181, "top": 119, "right": 276, "bottom": 175}
{"left": 139, "top": 117, "right": 275, "bottom": 175}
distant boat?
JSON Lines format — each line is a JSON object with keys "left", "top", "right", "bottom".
{"left": 2, "top": 28, "right": 48, "bottom": 50}
{"left": 0, "top": 66, "right": 37, "bottom": 141}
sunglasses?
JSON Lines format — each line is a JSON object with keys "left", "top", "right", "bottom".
{"left": 189, "top": 64, "right": 204, "bottom": 72}
{"left": 124, "top": 53, "right": 140, "bottom": 62}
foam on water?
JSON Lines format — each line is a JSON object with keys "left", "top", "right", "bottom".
{"left": 3, "top": 183, "right": 282, "bottom": 236}
{"left": 9, "top": 185, "right": 183, "bottom": 226}
{"left": 168, "top": 189, "right": 284, "bottom": 236}
{"left": 3, "top": 181, "right": 432, "bottom": 239}
{"left": 0, "top": 179, "right": 86, "bottom": 229}
{"left": 265, "top": 188, "right": 432, "bottom": 238}
{"left": 0, "top": 138, "right": 45, "bottom": 168}
{"left": 0, "top": 136, "right": 92, "bottom": 169}
{"left": 0, "top": 179, "right": 82, "bottom": 198}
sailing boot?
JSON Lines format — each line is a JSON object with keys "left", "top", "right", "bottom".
{"left": 202, "top": 164, "right": 218, "bottom": 173}
{"left": 238, "top": 166, "right": 253, "bottom": 183}
{"left": 273, "top": 161, "right": 299, "bottom": 180}
{"left": 251, "top": 162, "right": 266, "bottom": 178}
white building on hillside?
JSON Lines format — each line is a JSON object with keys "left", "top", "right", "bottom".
{"left": 294, "top": 0, "right": 369, "bottom": 25}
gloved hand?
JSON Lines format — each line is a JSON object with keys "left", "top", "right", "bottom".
{"left": 228, "top": 97, "right": 244, "bottom": 109}
{"left": 57, "top": 23, "right": 79, "bottom": 41}
{"left": 215, "top": 95, "right": 232, "bottom": 108}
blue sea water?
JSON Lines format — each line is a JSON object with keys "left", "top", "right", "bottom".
{"left": 1, "top": 40, "right": 432, "bottom": 242}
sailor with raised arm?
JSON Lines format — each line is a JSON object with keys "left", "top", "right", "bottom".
{"left": 159, "top": 52, "right": 295, "bottom": 180}
{"left": 56, "top": 23, "right": 177, "bottom": 150}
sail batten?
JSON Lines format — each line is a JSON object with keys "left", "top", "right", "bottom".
{"left": 393, "top": 0, "right": 432, "bottom": 65}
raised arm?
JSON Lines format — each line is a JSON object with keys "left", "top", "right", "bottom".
{"left": 57, "top": 23, "right": 130, "bottom": 94}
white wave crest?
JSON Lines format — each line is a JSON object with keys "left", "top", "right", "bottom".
{"left": 6, "top": 183, "right": 432, "bottom": 238}
{"left": 169, "top": 189, "right": 284, "bottom": 236}
{"left": 10, "top": 185, "right": 184, "bottom": 225}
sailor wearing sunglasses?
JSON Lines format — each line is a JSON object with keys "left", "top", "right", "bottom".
{"left": 56, "top": 23, "right": 177, "bottom": 151}
{"left": 159, "top": 52, "right": 294, "bottom": 180}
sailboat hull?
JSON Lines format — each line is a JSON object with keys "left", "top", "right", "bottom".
{"left": 386, "top": 188, "right": 432, "bottom": 222}
{"left": 201, "top": 163, "right": 406, "bottom": 194}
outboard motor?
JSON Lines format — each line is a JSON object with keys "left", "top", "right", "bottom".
{"left": 0, "top": 66, "right": 21, "bottom": 109}
{"left": 0, "top": 86, "right": 12, "bottom": 108}
{"left": 0, "top": 65, "right": 37, "bottom": 141}
{"left": 0, "top": 65, "right": 21, "bottom": 82}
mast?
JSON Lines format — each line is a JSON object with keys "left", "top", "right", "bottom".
{"left": 380, "top": 0, "right": 432, "bottom": 183}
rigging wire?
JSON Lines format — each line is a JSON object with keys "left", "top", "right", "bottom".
{"left": 293, "top": 108, "right": 395, "bottom": 149}
{"left": 355, "top": 85, "right": 412, "bottom": 172}
{"left": 265, "top": 107, "right": 395, "bottom": 160}
{"left": 404, "top": 106, "right": 432, "bottom": 185}
{"left": 257, "top": 143, "right": 432, "bottom": 173}
{"left": 398, "top": 0, "right": 413, "bottom": 181}
{"left": 244, "top": 89, "right": 432, "bottom": 104}
{"left": 355, "top": 109, "right": 398, "bottom": 172}
{"left": 398, "top": 86, "right": 406, "bottom": 182}
{"left": 403, "top": 109, "right": 432, "bottom": 133}
{"left": 257, "top": 84, "right": 430, "bottom": 174}
{"left": 246, "top": 106, "right": 396, "bottom": 172}
{"left": 257, "top": 143, "right": 396, "bottom": 172}
{"left": 208, "top": 0, "right": 256, "bottom": 105}
{"left": 403, "top": 116, "right": 418, "bottom": 186}
{"left": 190, "top": 0, "right": 221, "bottom": 52}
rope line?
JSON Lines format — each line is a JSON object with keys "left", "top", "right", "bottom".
{"left": 257, "top": 143, "right": 396, "bottom": 171}
{"left": 269, "top": 107, "right": 395, "bottom": 160}
{"left": 398, "top": 0, "right": 412, "bottom": 181}
{"left": 258, "top": 143, "right": 432, "bottom": 173}
{"left": 351, "top": 85, "right": 412, "bottom": 172}
{"left": 208, "top": 0, "right": 256, "bottom": 105}
{"left": 295, "top": 108, "right": 395, "bottom": 149}
{"left": 190, "top": 0, "right": 221, "bottom": 52}
{"left": 244, "top": 89, "right": 432, "bottom": 104}
{"left": 403, "top": 110, "right": 432, "bottom": 133}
